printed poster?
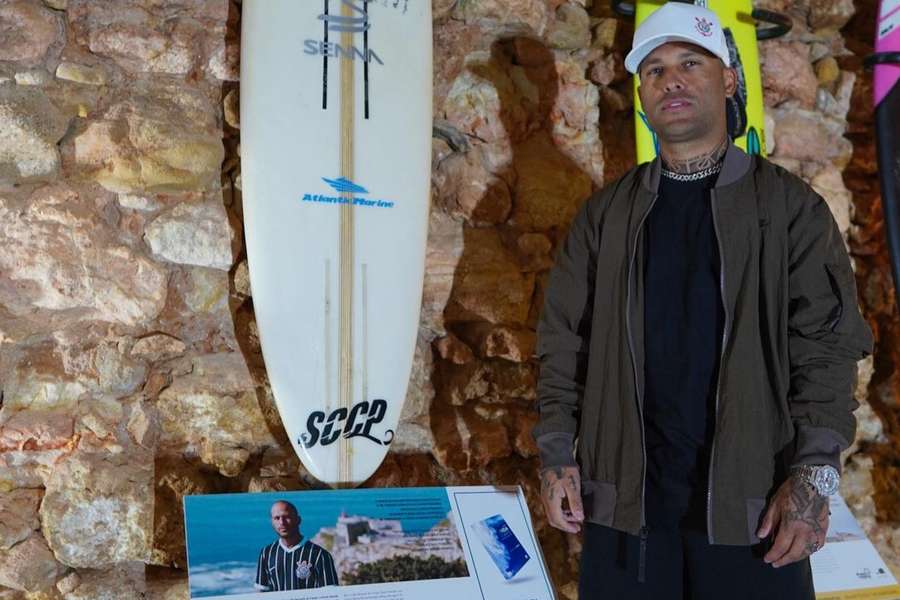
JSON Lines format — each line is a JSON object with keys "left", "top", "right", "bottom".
{"left": 812, "top": 495, "right": 900, "bottom": 599}
{"left": 184, "top": 486, "right": 555, "bottom": 600}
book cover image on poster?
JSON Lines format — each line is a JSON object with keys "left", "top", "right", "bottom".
{"left": 470, "top": 514, "right": 531, "bottom": 580}
{"left": 451, "top": 488, "right": 555, "bottom": 600}
{"left": 184, "top": 488, "right": 469, "bottom": 598}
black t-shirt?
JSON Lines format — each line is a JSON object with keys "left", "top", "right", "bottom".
{"left": 642, "top": 170, "right": 726, "bottom": 531}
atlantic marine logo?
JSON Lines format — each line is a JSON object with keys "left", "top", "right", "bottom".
{"left": 299, "top": 399, "right": 395, "bottom": 448}
{"left": 322, "top": 177, "right": 369, "bottom": 194}
{"left": 302, "top": 177, "right": 395, "bottom": 208}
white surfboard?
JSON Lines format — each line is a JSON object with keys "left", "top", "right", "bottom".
{"left": 240, "top": 0, "right": 432, "bottom": 487}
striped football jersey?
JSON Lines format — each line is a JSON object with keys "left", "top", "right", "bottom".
{"left": 255, "top": 539, "right": 339, "bottom": 591}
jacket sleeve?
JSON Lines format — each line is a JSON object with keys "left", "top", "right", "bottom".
{"left": 786, "top": 187, "right": 874, "bottom": 472}
{"left": 532, "top": 195, "right": 601, "bottom": 470}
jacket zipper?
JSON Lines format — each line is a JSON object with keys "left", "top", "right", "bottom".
{"left": 707, "top": 189, "right": 730, "bottom": 544}
{"left": 625, "top": 193, "right": 658, "bottom": 583}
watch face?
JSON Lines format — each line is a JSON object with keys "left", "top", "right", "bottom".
{"left": 814, "top": 466, "right": 840, "bottom": 496}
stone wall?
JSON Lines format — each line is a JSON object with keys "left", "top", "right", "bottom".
{"left": 0, "top": 0, "right": 894, "bottom": 598}
{"left": 838, "top": 0, "right": 900, "bottom": 580}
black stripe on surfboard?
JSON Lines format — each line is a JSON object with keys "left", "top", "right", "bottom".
{"left": 322, "top": 0, "right": 329, "bottom": 110}
{"left": 865, "top": 52, "right": 900, "bottom": 68}
{"left": 364, "top": 0, "right": 370, "bottom": 119}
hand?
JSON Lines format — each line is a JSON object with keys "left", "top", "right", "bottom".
{"left": 540, "top": 466, "right": 584, "bottom": 533}
{"left": 757, "top": 475, "right": 829, "bottom": 568}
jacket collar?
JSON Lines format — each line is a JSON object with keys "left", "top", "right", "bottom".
{"left": 640, "top": 142, "right": 752, "bottom": 193}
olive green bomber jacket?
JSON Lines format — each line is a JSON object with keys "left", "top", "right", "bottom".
{"left": 532, "top": 144, "right": 874, "bottom": 545}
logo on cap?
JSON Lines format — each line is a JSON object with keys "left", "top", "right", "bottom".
{"left": 695, "top": 17, "right": 714, "bottom": 37}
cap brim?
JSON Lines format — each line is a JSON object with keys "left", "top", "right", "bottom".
{"left": 624, "top": 33, "right": 730, "bottom": 74}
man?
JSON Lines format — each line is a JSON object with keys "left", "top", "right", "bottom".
{"left": 533, "top": 3, "right": 874, "bottom": 598}
{"left": 255, "top": 500, "right": 339, "bottom": 591}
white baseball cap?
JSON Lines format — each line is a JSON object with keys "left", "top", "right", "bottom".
{"left": 624, "top": 2, "right": 731, "bottom": 75}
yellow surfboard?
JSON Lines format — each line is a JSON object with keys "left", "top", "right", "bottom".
{"left": 633, "top": 0, "right": 767, "bottom": 163}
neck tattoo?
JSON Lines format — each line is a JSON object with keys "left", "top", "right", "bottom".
{"left": 662, "top": 138, "right": 729, "bottom": 175}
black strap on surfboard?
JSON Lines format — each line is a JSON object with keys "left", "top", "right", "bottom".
{"left": 865, "top": 52, "right": 900, "bottom": 68}
{"left": 752, "top": 9, "right": 792, "bottom": 40}
{"left": 609, "top": 2, "right": 792, "bottom": 41}
{"left": 611, "top": 0, "right": 635, "bottom": 17}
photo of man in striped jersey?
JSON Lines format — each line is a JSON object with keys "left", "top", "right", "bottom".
{"left": 255, "top": 500, "right": 340, "bottom": 591}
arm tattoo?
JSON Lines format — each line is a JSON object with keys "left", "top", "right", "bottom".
{"left": 541, "top": 466, "right": 564, "bottom": 496}
{"left": 541, "top": 466, "right": 579, "bottom": 503}
{"left": 661, "top": 136, "right": 729, "bottom": 174}
{"left": 784, "top": 477, "right": 829, "bottom": 545}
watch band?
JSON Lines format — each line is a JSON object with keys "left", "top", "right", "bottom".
{"left": 791, "top": 464, "right": 840, "bottom": 497}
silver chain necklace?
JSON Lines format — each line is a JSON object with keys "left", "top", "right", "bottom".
{"left": 661, "top": 162, "right": 722, "bottom": 182}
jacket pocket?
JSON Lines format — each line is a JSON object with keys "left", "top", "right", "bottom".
{"left": 582, "top": 480, "right": 617, "bottom": 527}
{"left": 746, "top": 497, "right": 767, "bottom": 545}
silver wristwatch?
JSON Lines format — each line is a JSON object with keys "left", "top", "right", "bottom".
{"left": 791, "top": 465, "right": 840, "bottom": 497}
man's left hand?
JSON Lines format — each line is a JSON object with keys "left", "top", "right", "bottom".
{"left": 757, "top": 474, "right": 829, "bottom": 568}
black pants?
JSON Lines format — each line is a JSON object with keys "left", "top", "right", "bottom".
{"left": 579, "top": 523, "right": 815, "bottom": 600}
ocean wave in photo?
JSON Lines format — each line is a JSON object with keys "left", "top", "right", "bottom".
{"left": 189, "top": 561, "right": 258, "bottom": 597}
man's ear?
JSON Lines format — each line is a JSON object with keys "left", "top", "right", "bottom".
{"left": 723, "top": 67, "right": 738, "bottom": 97}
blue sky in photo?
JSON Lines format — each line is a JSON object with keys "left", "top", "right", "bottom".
{"left": 184, "top": 487, "right": 452, "bottom": 570}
